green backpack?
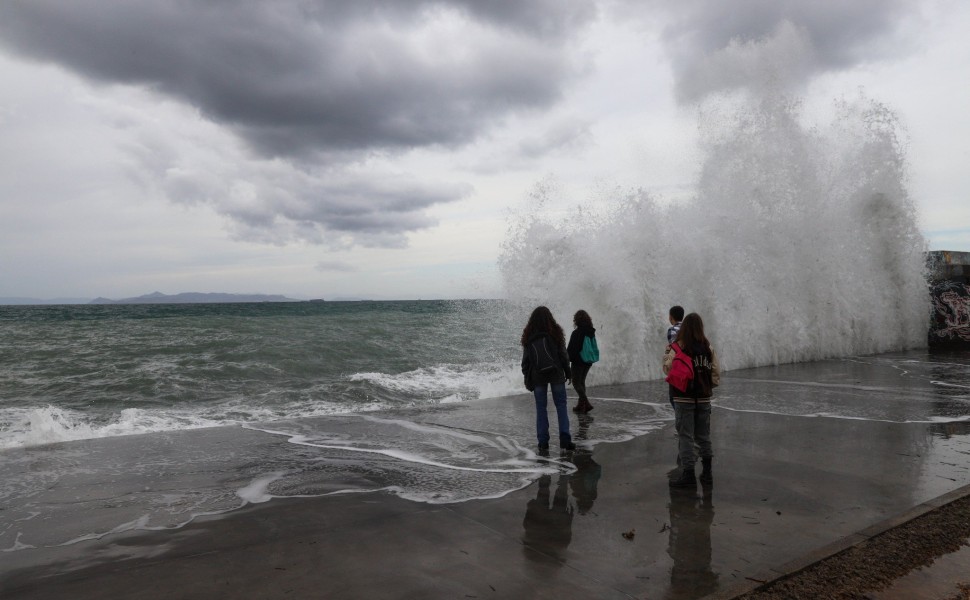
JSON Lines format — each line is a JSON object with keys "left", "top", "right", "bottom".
{"left": 579, "top": 335, "right": 599, "bottom": 364}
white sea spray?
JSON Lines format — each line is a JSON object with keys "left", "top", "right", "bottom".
{"left": 500, "top": 91, "right": 928, "bottom": 384}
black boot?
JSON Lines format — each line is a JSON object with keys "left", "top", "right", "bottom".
{"left": 668, "top": 467, "right": 695, "bottom": 488}
{"left": 700, "top": 458, "right": 713, "bottom": 484}
{"left": 669, "top": 454, "right": 682, "bottom": 478}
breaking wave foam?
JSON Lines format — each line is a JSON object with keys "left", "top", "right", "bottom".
{"left": 499, "top": 91, "right": 928, "bottom": 385}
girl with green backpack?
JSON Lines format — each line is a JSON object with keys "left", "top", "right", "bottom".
{"left": 566, "top": 310, "right": 599, "bottom": 414}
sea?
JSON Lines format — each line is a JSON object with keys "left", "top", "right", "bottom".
{"left": 3, "top": 299, "right": 970, "bottom": 450}
{"left": 0, "top": 300, "right": 525, "bottom": 450}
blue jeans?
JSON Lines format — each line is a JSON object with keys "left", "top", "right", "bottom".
{"left": 534, "top": 382, "right": 571, "bottom": 445}
{"left": 673, "top": 400, "right": 712, "bottom": 468}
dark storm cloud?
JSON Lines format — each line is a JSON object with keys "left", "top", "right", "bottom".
{"left": 640, "top": 0, "right": 917, "bottom": 101}
{"left": 0, "top": 0, "right": 597, "bottom": 247}
{"left": 0, "top": 0, "right": 596, "bottom": 158}
{"left": 157, "top": 155, "right": 473, "bottom": 247}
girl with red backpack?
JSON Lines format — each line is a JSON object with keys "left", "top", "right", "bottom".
{"left": 662, "top": 313, "right": 721, "bottom": 487}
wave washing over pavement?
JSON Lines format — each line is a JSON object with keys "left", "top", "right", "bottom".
{"left": 0, "top": 389, "right": 669, "bottom": 555}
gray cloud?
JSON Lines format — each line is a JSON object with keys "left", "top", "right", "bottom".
{"left": 518, "top": 118, "right": 593, "bottom": 159}
{"left": 315, "top": 260, "right": 357, "bottom": 273}
{"left": 156, "top": 153, "right": 473, "bottom": 247}
{"left": 0, "top": 1, "right": 596, "bottom": 159}
{"left": 636, "top": 0, "right": 918, "bottom": 102}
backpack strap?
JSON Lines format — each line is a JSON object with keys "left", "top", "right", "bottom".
{"left": 670, "top": 342, "right": 689, "bottom": 358}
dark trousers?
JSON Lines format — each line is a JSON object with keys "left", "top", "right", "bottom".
{"left": 673, "top": 400, "right": 713, "bottom": 469}
{"left": 571, "top": 362, "right": 591, "bottom": 401}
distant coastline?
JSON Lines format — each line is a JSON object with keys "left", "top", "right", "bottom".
{"left": 0, "top": 292, "right": 305, "bottom": 305}
{"left": 90, "top": 292, "right": 303, "bottom": 304}
{"left": 0, "top": 293, "right": 474, "bottom": 305}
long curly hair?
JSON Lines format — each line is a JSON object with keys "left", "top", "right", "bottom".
{"left": 573, "top": 309, "right": 593, "bottom": 329}
{"left": 520, "top": 306, "right": 566, "bottom": 347}
{"left": 675, "top": 312, "right": 711, "bottom": 353}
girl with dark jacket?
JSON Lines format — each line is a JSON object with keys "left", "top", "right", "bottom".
{"left": 566, "top": 310, "right": 596, "bottom": 413}
{"left": 521, "top": 306, "right": 575, "bottom": 452}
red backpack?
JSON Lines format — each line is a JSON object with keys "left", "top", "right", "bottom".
{"left": 665, "top": 343, "right": 694, "bottom": 393}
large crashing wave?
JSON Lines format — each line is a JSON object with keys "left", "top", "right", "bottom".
{"left": 499, "top": 92, "right": 928, "bottom": 384}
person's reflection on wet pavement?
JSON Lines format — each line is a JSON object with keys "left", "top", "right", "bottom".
{"left": 576, "top": 413, "right": 594, "bottom": 440}
{"left": 522, "top": 474, "right": 573, "bottom": 565}
{"left": 521, "top": 413, "right": 603, "bottom": 566}
{"left": 570, "top": 414, "right": 602, "bottom": 514}
{"left": 665, "top": 484, "right": 718, "bottom": 599}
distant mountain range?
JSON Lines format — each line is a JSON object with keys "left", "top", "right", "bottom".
{"left": 89, "top": 292, "right": 302, "bottom": 304}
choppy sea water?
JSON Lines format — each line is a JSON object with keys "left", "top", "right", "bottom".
{"left": 0, "top": 300, "right": 524, "bottom": 449}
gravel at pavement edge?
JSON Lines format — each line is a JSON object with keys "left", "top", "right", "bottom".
{"left": 739, "top": 494, "right": 970, "bottom": 600}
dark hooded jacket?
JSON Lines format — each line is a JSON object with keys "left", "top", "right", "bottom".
{"left": 521, "top": 332, "right": 571, "bottom": 388}
{"left": 566, "top": 325, "right": 596, "bottom": 366}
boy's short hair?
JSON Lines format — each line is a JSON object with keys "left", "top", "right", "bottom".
{"left": 669, "top": 305, "right": 685, "bottom": 322}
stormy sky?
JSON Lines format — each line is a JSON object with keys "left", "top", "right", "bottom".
{"left": 1, "top": 0, "right": 968, "bottom": 300}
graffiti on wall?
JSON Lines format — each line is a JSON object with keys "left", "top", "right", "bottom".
{"left": 931, "top": 281, "right": 970, "bottom": 343}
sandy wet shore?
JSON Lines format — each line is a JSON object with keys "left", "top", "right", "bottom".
{"left": 3, "top": 355, "right": 970, "bottom": 599}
